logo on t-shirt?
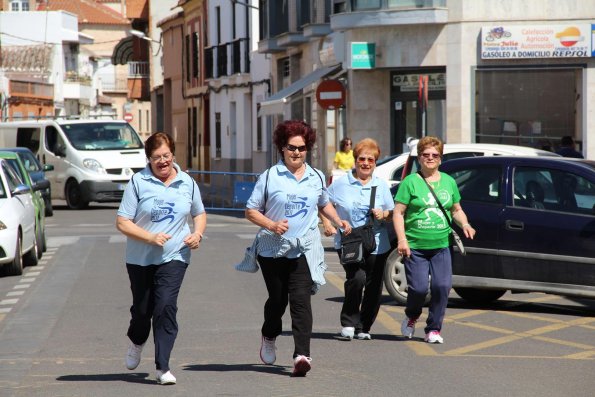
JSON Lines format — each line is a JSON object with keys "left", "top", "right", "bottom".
{"left": 417, "top": 190, "right": 450, "bottom": 230}
{"left": 285, "top": 194, "right": 310, "bottom": 219}
{"left": 151, "top": 199, "right": 176, "bottom": 223}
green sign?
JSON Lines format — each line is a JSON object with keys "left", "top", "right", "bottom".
{"left": 351, "top": 42, "right": 376, "bottom": 69}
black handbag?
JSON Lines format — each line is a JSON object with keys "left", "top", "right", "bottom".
{"left": 340, "top": 186, "right": 377, "bottom": 265}
{"left": 417, "top": 172, "right": 466, "bottom": 255}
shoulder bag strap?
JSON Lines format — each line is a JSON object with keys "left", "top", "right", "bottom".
{"left": 417, "top": 171, "right": 453, "bottom": 229}
{"left": 366, "top": 185, "right": 377, "bottom": 225}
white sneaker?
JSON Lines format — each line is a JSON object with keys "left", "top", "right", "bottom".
{"left": 340, "top": 326, "right": 355, "bottom": 340}
{"left": 401, "top": 316, "right": 418, "bottom": 339}
{"left": 260, "top": 336, "right": 276, "bottom": 364}
{"left": 125, "top": 342, "right": 144, "bottom": 370}
{"left": 292, "top": 355, "right": 312, "bottom": 377}
{"left": 425, "top": 331, "right": 444, "bottom": 344}
{"left": 156, "top": 370, "right": 176, "bottom": 385}
{"left": 356, "top": 332, "right": 371, "bottom": 340}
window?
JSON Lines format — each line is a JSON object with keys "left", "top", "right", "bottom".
{"left": 16, "top": 127, "right": 41, "bottom": 153}
{"left": 215, "top": 112, "right": 222, "bottom": 158}
{"left": 452, "top": 167, "right": 501, "bottom": 203}
{"left": 192, "top": 32, "right": 199, "bottom": 79}
{"left": 353, "top": 0, "right": 381, "bottom": 10}
{"left": 256, "top": 115, "right": 263, "bottom": 151}
{"left": 513, "top": 166, "right": 595, "bottom": 215}
{"left": 476, "top": 68, "right": 580, "bottom": 150}
{"left": 10, "top": 0, "right": 29, "bottom": 11}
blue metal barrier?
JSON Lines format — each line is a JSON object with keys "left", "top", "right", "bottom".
{"left": 186, "top": 170, "right": 260, "bottom": 211}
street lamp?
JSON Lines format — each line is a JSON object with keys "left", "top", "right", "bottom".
{"left": 129, "top": 29, "right": 162, "bottom": 55}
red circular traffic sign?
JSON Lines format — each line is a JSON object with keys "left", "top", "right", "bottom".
{"left": 316, "top": 79, "right": 345, "bottom": 110}
{"left": 124, "top": 113, "right": 133, "bottom": 122}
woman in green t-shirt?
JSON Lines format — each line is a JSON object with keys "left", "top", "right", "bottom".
{"left": 393, "top": 136, "right": 476, "bottom": 344}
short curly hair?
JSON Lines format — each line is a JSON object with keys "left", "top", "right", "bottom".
{"left": 353, "top": 138, "right": 380, "bottom": 160}
{"left": 417, "top": 136, "right": 444, "bottom": 156}
{"left": 272, "top": 120, "right": 316, "bottom": 155}
{"left": 145, "top": 132, "right": 175, "bottom": 159}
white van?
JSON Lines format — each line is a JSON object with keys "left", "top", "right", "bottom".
{"left": 0, "top": 119, "right": 146, "bottom": 209}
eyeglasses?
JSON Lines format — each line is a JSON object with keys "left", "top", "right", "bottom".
{"left": 150, "top": 153, "right": 173, "bottom": 162}
{"left": 285, "top": 144, "right": 307, "bottom": 152}
{"left": 421, "top": 152, "right": 441, "bottom": 159}
{"left": 357, "top": 156, "right": 376, "bottom": 164}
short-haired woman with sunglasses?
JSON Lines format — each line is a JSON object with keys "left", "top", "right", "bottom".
{"left": 244, "top": 120, "right": 351, "bottom": 377}
{"left": 322, "top": 138, "right": 394, "bottom": 341}
{"left": 393, "top": 136, "right": 475, "bottom": 344}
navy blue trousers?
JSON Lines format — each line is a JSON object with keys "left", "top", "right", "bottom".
{"left": 126, "top": 260, "right": 188, "bottom": 372}
{"left": 404, "top": 248, "right": 452, "bottom": 334}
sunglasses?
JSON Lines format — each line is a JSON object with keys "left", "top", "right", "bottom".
{"left": 285, "top": 144, "right": 307, "bottom": 152}
{"left": 421, "top": 153, "right": 441, "bottom": 159}
{"left": 357, "top": 156, "right": 376, "bottom": 164}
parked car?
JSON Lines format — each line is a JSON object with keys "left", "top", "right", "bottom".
{"left": 2, "top": 147, "right": 54, "bottom": 216}
{"left": 384, "top": 156, "right": 595, "bottom": 304}
{"left": 0, "top": 151, "right": 48, "bottom": 258}
{"left": 0, "top": 159, "right": 39, "bottom": 276}
{"left": 375, "top": 143, "right": 560, "bottom": 188}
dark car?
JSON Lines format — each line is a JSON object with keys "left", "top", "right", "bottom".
{"left": 2, "top": 147, "right": 54, "bottom": 216}
{"left": 384, "top": 156, "right": 595, "bottom": 304}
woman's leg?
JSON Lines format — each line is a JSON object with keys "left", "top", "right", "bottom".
{"left": 288, "top": 255, "right": 313, "bottom": 358}
{"left": 258, "top": 255, "right": 290, "bottom": 339}
{"left": 360, "top": 252, "right": 389, "bottom": 333}
{"left": 152, "top": 260, "right": 188, "bottom": 372}
{"left": 126, "top": 263, "right": 156, "bottom": 346}
{"left": 404, "top": 249, "right": 430, "bottom": 320}
{"left": 425, "top": 248, "right": 452, "bottom": 333}
{"left": 340, "top": 257, "right": 366, "bottom": 330}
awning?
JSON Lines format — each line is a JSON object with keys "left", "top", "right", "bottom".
{"left": 111, "top": 36, "right": 134, "bottom": 65}
{"left": 258, "top": 64, "right": 341, "bottom": 117}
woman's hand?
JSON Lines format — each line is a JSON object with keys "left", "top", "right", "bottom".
{"left": 371, "top": 208, "right": 388, "bottom": 221}
{"left": 151, "top": 232, "right": 172, "bottom": 247}
{"left": 397, "top": 239, "right": 411, "bottom": 258}
{"left": 339, "top": 220, "right": 352, "bottom": 235}
{"left": 462, "top": 224, "right": 476, "bottom": 240}
{"left": 184, "top": 232, "right": 202, "bottom": 249}
{"left": 268, "top": 219, "right": 289, "bottom": 235}
{"left": 322, "top": 221, "right": 337, "bottom": 237}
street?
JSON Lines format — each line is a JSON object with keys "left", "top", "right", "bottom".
{"left": 0, "top": 202, "right": 594, "bottom": 397}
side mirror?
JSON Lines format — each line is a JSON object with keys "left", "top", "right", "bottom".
{"left": 43, "top": 164, "right": 54, "bottom": 172}
{"left": 12, "top": 184, "right": 31, "bottom": 196}
{"left": 34, "top": 179, "right": 50, "bottom": 191}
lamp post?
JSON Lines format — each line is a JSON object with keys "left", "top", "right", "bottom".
{"left": 129, "top": 29, "right": 162, "bottom": 55}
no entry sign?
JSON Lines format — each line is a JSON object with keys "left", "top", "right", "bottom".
{"left": 316, "top": 79, "right": 345, "bottom": 110}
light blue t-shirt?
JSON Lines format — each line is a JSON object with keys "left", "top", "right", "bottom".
{"left": 246, "top": 161, "right": 328, "bottom": 257}
{"left": 327, "top": 171, "right": 395, "bottom": 254}
{"left": 117, "top": 163, "right": 205, "bottom": 266}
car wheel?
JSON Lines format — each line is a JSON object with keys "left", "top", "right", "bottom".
{"left": 383, "top": 249, "right": 430, "bottom": 305}
{"left": 35, "top": 224, "right": 43, "bottom": 259}
{"left": 5, "top": 233, "right": 24, "bottom": 276}
{"left": 23, "top": 230, "right": 39, "bottom": 267}
{"left": 41, "top": 228, "right": 47, "bottom": 252}
{"left": 45, "top": 198, "right": 53, "bottom": 217}
{"left": 65, "top": 180, "right": 89, "bottom": 210}
{"left": 453, "top": 287, "right": 506, "bottom": 304}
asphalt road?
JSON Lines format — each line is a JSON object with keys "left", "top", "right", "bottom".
{"left": 0, "top": 202, "right": 593, "bottom": 396}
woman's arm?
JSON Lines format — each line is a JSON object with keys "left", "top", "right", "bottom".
{"left": 393, "top": 203, "right": 410, "bottom": 257}
{"left": 116, "top": 215, "right": 171, "bottom": 247}
{"left": 451, "top": 203, "right": 476, "bottom": 239}
{"left": 319, "top": 202, "right": 352, "bottom": 235}
{"left": 184, "top": 212, "right": 207, "bottom": 249}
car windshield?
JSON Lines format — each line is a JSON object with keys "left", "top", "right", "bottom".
{"left": 4, "top": 158, "right": 26, "bottom": 184}
{"left": 61, "top": 123, "right": 144, "bottom": 151}
{"left": 18, "top": 151, "right": 41, "bottom": 172}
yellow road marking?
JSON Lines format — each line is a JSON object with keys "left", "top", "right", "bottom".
{"left": 563, "top": 350, "right": 595, "bottom": 359}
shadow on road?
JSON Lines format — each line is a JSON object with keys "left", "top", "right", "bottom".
{"left": 56, "top": 372, "right": 153, "bottom": 384}
{"left": 183, "top": 363, "right": 290, "bottom": 376}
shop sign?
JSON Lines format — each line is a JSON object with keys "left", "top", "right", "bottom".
{"left": 351, "top": 42, "right": 375, "bottom": 69}
{"left": 392, "top": 73, "right": 445, "bottom": 92}
{"left": 481, "top": 25, "right": 592, "bottom": 59}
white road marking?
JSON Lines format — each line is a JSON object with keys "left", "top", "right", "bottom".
{"left": 0, "top": 299, "right": 18, "bottom": 305}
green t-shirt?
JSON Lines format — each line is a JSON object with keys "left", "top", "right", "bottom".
{"left": 394, "top": 172, "right": 461, "bottom": 250}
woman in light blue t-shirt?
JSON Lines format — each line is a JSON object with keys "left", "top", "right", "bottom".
{"left": 245, "top": 120, "right": 351, "bottom": 377}
{"left": 116, "top": 133, "right": 206, "bottom": 385}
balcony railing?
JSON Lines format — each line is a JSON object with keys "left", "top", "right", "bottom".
{"left": 9, "top": 80, "right": 53, "bottom": 99}
{"left": 205, "top": 38, "right": 250, "bottom": 79}
{"left": 128, "top": 61, "right": 149, "bottom": 78}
